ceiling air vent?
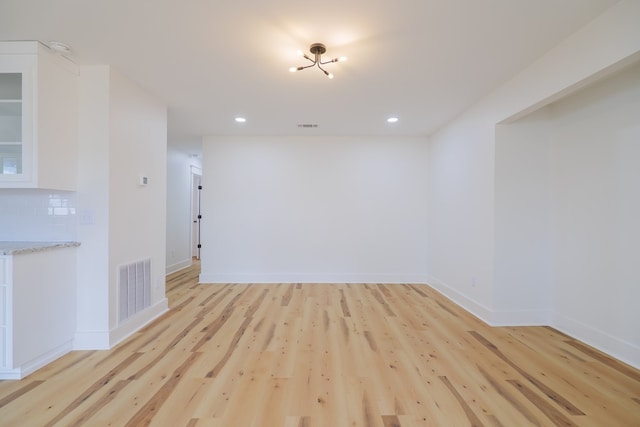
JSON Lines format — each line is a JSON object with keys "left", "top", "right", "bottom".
{"left": 297, "top": 124, "right": 319, "bottom": 128}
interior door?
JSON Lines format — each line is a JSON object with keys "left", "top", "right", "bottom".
{"left": 191, "top": 171, "right": 202, "bottom": 260}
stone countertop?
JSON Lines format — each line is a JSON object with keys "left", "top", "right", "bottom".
{"left": 0, "top": 241, "right": 81, "bottom": 255}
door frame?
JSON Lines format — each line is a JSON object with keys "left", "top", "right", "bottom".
{"left": 190, "top": 165, "right": 202, "bottom": 260}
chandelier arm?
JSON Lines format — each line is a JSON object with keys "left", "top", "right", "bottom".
{"left": 319, "top": 58, "right": 338, "bottom": 65}
{"left": 303, "top": 54, "right": 315, "bottom": 64}
{"left": 317, "top": 63, "right": 331, "bottom": 77}
{"left": 297, "top": 63, "right": 316, "bottom": 71}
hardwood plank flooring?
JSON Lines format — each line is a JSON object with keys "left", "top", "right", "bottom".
{"left": 1, "top": 263, "right": 639, "bottom": 426}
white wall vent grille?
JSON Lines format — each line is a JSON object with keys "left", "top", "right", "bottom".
{"left": 118, "top": 259, "right": 151, "bottom": 323}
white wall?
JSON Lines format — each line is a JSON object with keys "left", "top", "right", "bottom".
{"left": 493, "top": 62, "right": 640, "bottom": 363}
{"left": 107, "top": 68, "right": 167, "bottom": 336}
{"left": 75, "top": 66, "right": 110, "bottom": 345}
{"left": 200, "top": 135, "right": 428, "bottom": 283}
{"left": 548, "top": 62, "right": 640, "bottom": 363}
{"left": 75, "top": 65, "right": 168, "bottom": 348}
{"left": 428, "top": 0, "right": 640, "bottom": 367}
{"left": 166, "top": 146, "right": 201, "bottom": 274}
{"left": 494, "top": 109, "right": 553, "bottom": 324}
{"left": 427, "top": 109, "right": 497, "bottom": 316}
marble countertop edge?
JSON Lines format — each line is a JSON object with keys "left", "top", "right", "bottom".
{"left": 0, "top": 241, "right": 81, "bottom": 255}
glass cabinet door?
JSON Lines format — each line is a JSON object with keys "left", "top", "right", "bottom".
{"left": 0, "top": 73, "right": 23, "bottom": 175}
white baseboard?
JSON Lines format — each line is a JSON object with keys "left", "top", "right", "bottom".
{"left": 74, "top": 299, "right": 169, "bottom": 350}
{"left": 490, "top": 309, "right": 552, "bottom": 326}
{"left": 553, "top": 313, "right": 640, "bottom": 369}
{"left": 427, "top": 275, "right": 639, "bottom": 369}
{"left": 0, "top": 368, "right": 22, "bottom": 380}
{"left": 109, "top": 298, "right": 169, "bottom": 348}
{"left": 166, "top": 259, "right": 192, "bottom": 275}
{"left": 198, "top": 272, "right": 429, "bottom": 284}
{"left": 427, "top": 275, "right": 493, "bottom": 323}
{"left": 0, "top": 339, "right": 74, "bottom": 380}
{"left": 428, "top": 275, "right": 552, "bottom": 326}
{"left": 74, "top": 330, "right": 111, "bottom": 350}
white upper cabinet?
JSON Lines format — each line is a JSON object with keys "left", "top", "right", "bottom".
{"left": 0, "top": 41, "right": 78, "bottom": 190}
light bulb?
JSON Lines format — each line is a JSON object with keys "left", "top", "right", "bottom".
{"left": 289, "top": 67, "right": 298, "bottom": 73}
{"left": 338, "top": 56, "right": 348, "bottom": 62}
{"left": 327, "top": 73, "right": 334, "bottom": 79}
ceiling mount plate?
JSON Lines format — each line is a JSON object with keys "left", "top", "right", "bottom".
{"left": 309, "top": 43, "right": 326, "bottom": 55}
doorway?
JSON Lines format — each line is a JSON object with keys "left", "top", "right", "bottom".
{"left": 190, "top": 166, "right": 202, "bottom": 260}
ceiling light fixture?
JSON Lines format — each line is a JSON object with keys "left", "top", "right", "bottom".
{"left": 46, "top": 41, "right": 72, "bottom": 55}
{"left": 289, "top": 43, "right": 347, "bottom": 79}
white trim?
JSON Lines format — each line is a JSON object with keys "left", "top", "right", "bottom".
{"left": 190, "top": 167, "right": 202, "bottom": 260}
{"left": 427, "top": 276, "right": 640, "bottom": 369}
{"left": 427, "top": 275, "right": 493, "bottom": 323}
{"left": 198, "top": 273, "right": 428, "bottom": 284}
{"left": 74, "top": 299, "right": 168, "bottom": 351}
{"left": 109, "top": 298, "right": 168, "bottom": 348}
{"left": 166, "top": 259, "right": 192, "bottom": 275}
{"left": 553, "top": 313, "right": 640, "bottom": 369}
{"left": 0, "top": 339, "right": 73, "bottom": 380}
{"left": 490, "top": 309, "right": 552, "bottom": 327}
{"left": 73, "top": 330, "right": 111, "bottom": 350}
{"left": 428, "top": 275, "right": 552, "bottom": 326}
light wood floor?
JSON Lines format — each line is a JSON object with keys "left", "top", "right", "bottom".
{"left": 1, "top": 263, "right": 639, "bottom": 426}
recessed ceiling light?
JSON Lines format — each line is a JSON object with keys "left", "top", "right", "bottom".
{"left": 235, "top": 117, "right": 246, "bottom": 123}
{"left": 47, "top": 41, "right": 72, "bottom": 55}
{"left": 387, "top": 117, "right": 399, "bottom": 123}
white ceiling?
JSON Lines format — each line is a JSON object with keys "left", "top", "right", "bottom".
{"left": 0, "top": 0, "right": 619, "bottom": 153}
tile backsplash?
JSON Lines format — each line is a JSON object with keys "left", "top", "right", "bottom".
{"left": 0, "top": 189, "right": 77, "bottom": 241}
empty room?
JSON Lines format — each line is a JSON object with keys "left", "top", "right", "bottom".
{"left": 1, "top": 1, "right": 639, "bottom": 425}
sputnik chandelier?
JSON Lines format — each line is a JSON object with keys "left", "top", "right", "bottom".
{"left": 289, "top": 43, "right": 347, "bottom": 79}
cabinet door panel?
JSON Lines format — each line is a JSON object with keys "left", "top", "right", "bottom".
{"left": 1, "top": 42, "right": 76, "bottom": 189}
{"left": 0, "top": 56, "right": 35, "bottom": 184}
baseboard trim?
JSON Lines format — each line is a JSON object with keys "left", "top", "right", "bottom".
{"left": 427, "top": 275, "right": 639, "bottom": 369}
{"left": 109, "top": 298, "right": 169, "bottom": 348}
{"left": 490, "top": 309, "right": 552, "bottom": 326}
{"left": 166, "top": 259, "right": 192, "bottom": 275}
{"left": 553, "top": 313, "right": 640, "bottom": 369}
{"left": 428, "top": 276, "right": 552, "bottom": 326}
{"left": 0, "top": 339, "right": 74, "bottom": 380}
{"left": 427, "top": 275, "right": 493, "bottom": 323}
{"left": 198, "top": 272, "right": 429, "bottom": 284}
{"left": 74, "top": 299, "right": 169, "bottom": 351}
{"left": 74, "top": 330, "right": 111, "bottom": 350}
